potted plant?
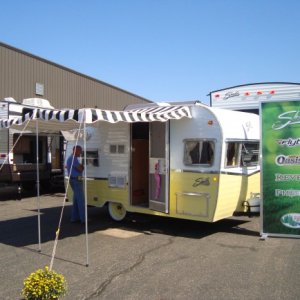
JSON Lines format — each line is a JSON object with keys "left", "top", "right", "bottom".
{"left": 21, "top": 266, "right": 67, "bottom": 299}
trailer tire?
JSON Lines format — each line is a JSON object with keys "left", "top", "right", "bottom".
{"left": 108, "top": 202, "right": 126, "bottom": 221}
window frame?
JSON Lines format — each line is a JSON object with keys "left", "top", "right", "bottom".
{"left": 80, "top": 149, "right": 99, "bottom": 167}
{"left": 109, "top": 144, "right": 126, "bottom": 154}
{"left": 183, "top": 138, "right": 215, "bottom": 167}
{"left": 225, "top": 140, "right": 259, "bottom": 168}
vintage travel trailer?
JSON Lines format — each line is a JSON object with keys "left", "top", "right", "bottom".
{"left": 64, "top": 102, "right": 260, "bottom": 222}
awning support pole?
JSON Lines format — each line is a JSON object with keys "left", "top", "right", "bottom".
{"left": 83, "top": 110, "right": 89, "bottom": 267}
{"left": 36, "top": 119, "right": 41, "bottom": 252}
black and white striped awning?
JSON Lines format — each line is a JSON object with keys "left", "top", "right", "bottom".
{"left": 0, "top": 105, "right": 192, "bottom": 129}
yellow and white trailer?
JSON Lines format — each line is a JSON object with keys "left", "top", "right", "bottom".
{"left": 64, "top": 102, "right": 260, "bottom": 222}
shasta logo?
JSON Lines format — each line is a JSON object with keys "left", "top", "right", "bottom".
{"left": 193, "top": 177, "right": 210, "bottom": 187}
{"left": 224, "top": 91, "right": 240, "bottom": 100}
{"left": 272, "top": 110, "right": 300, "bottom": 130}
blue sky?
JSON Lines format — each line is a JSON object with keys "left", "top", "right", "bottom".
{"left": 1, "top": 0, "right": 300, "bottom": 104}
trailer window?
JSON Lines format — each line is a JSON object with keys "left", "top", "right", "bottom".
{"left": 110, "top": 144, "right": 125, "bottom": 154}
{"left": 226, "top": 141, "right": 259, "bottom": 167}
{"left": 241, "top": 142, "right": 259, "bottom": 167}
{"left": 183, "top": 140, "right": 214, "bottom": 166}
{"left": 82, "top": 150, "right": 99, "bottom": 167}
{"left": 226, "top": 142, "right": 240, "bottom": 167}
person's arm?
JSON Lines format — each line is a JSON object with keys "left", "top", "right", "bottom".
{"left": 76, "top": 163, "right": 84, "bottom": 172}
{"left": 74, "top": 157, "right": 84, "bottom": 172}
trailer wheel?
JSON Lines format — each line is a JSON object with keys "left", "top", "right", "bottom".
{"left": 108, "top": 202, "right": 126, "bottom": 221}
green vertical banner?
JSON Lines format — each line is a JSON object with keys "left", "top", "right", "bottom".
{"left": 261, "top": 100, "right": 300, "bottom": 237}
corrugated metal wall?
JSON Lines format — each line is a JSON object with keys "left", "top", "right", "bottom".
{"left": 0, "top": 42, "right": 151, "bottom": 110}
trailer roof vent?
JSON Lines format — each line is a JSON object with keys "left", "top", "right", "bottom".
{"left": 3, "top": 97, "right": 16, "bottom": 102}
{"left": 22, "top": 98, "right": 54, "bottom": 109}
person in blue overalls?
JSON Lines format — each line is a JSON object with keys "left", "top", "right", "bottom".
{"left": 66, "top": 145, "right": 86, "bottom": 223}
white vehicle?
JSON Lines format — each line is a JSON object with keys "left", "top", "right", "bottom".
{"left": 64, "top": 102, "right": 260, "bottom": 222}
{"left": 0, "top": 98, "right": 63, "bottom": 190}
{"left": 209, "top": 82, "right": 300, "bottom": 113}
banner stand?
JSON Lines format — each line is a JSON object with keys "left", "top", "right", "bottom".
{"left": 260, "top": 99, "right": 300, "bottom": 239}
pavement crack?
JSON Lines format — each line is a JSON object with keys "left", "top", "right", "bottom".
{"left": 85, "top": 237, "right": 174, "bottom": 299}
{"left": 217, "top": 242, "right": 257, "bottom": 251}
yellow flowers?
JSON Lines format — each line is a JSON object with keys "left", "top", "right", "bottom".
{"left": 21, "top": 266, "right": 67, "bottom": 299}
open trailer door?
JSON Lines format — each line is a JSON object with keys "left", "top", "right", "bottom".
{"left": 130, "top": 121, "right": 169, "bottom": 213}
{"left": 149, "top": 121, "right": 169, "bottom": 213}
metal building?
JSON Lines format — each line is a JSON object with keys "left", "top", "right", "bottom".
{"left": 0, "top": 42, "right": 151, "bottom": 191}
{"left": 0, "top": 42, "right": 151, "bottom": 109}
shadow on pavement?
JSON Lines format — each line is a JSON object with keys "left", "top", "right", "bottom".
{"left": 123, "top": 212, "right": 259, "bottom": 238}
{"left": 0, "top": 202, "right": 259, "bottom": 250}
{"left": 0, "top": 183, "right": 65, "bottom": 201}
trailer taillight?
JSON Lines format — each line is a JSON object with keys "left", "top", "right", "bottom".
{"left": 0, "top": 153, "right": 7, "bottom": 158}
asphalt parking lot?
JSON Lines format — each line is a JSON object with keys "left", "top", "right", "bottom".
{"left": 1, "top": 185, "right": 300, "bottom": 300}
